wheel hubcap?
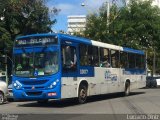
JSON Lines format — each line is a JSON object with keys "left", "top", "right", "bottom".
{"left": 126, "top": 85, "right": 130, "bottom": 95}
{"left": 0, "top": 93, "right": 4, "bottom": 104}
{"left": 80, "top": 89, "right": 86, "bottom": 101}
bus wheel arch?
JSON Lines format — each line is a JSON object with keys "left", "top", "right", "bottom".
{"left": 77, "top": 80, "right": 88, "bottom": 104}
{"left": 124, "top": 79, "right": 130, "bottom": 96}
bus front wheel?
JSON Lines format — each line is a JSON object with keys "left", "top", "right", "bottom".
{"left": 0, "top": 92, "right": 4, "bottom": 104}
{"left": 124, "top": 82, "right": 130, "bottom": 96}
{"left": 78, "top": 85, "right": 87, "bottom": 104}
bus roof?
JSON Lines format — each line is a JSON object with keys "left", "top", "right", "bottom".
{"left": 59, "top": 34, "right": 144, "bottom": 55}
{"left": 16, "top": 33, "right": 144, "bottom": 55}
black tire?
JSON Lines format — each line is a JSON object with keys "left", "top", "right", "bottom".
{"left": 37, "top": 99, "right": 48, "bottom": 104}
{"left": 7, "top": 98, "right": 14, "bottom": 102}
{"left": 78, "top": 85, "right": 87, "bottom": 104}
{"left": 0, "top": 92, "right": 4, "bottom": 104}
{"left": 124, "top": 82, "right": 130, "bottom": 96}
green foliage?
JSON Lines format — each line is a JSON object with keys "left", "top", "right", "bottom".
{"left": 81, "top": 0, "right": 160, "bottom": 74}
{"left": 116, "top": 0, "right": 160, "bottom": 50}
{"left": 83, "top": 0, "right": 160, "bottom": 49}
{"left": 0, "top": 0, "right": 58, "bottom": 53}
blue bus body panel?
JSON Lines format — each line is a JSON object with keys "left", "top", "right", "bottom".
{"left": 123, "top": 47, "right": 144, "bottom": 55}
{"left": 13, "top": 33, "right": 62, "bottom": 100}
{"left": 16, "top": 33, "right": 92, "bottom": 46}
{"left": 14, "top": 46, "right": 59, "bottom": 54}
{"left": 62, "top": 66, "right": 94, "bottom": 77}
{"left": 59, "top": 34, "right": 94, "bottom": 78}
{"left": 123, "top": 68, "right": 146, "bottom": 75}
{"left": 78, "top": 66, "right": 94, "bottom": 77}
{"left": 16, "top": 33, "right": 58, "bottom": 39}
{"left": 13, "top": 73, "right": 62, "bottom": 100}
{"left": 59, "top": 34, "right": 92, "bottom": 45}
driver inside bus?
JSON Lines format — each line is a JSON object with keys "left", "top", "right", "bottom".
{"left": 64, "top": 46, "right": 77, "bottom": 69}
{"left": 70, "top": 50, "right": 77, "bottom": 68}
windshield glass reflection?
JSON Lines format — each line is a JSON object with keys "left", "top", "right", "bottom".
{"left": 14, "top": 51, "right": 59, "bottom": 77}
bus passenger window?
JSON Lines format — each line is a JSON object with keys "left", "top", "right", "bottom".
{"left": 128, "top": 53, "right": 135, "bottom": 68}
{"left": 80, "top": 44, "right": 99, "bottom": 67}
{"left": 135, "top": 54, "right": 141, "bottom": 69}
{"left": 88, "top": 46, "right": 93, "bottom": 66}
{"left": 92, "top": 46, "right": 99, "bottom": 67}
{"left": 141, "top": 55, "right": 145, "bottom": 69}
{"left": 120, "top": 52, "right": 128, "bottom": 68}
{"left": 62, "top": 46, "right": 77, "bottom": 71}
{"left": 100, "top": 48, "right": 110, "bottom": 67}
{"left": 111, "top": 50, "right": 119, "bottom": 68}
{"left": 80, "top": 44, "right": 88, "bottom": 66}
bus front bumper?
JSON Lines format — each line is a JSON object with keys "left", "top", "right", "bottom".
{"left": 13, "top": 88, "right": 61, "bottom": 101}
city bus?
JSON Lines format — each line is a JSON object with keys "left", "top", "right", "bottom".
{"left": 12, "top": 33, "right": 146, "bottom": 103}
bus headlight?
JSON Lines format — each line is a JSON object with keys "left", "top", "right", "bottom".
{"left": 48, "top": 79, "right": 59, "bottom": 89}
{"left": 13, "top": 80, "right": 22, "bottom": 89}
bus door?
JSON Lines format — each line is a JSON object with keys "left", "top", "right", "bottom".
{"left": 107, "top": 50, "right": 120, "bottom": 93}
{"left": 107, "top": 68, "right": 121, "bottom": 93}
{"left": 61, "top": 43, "right": 79, "bottom": 98}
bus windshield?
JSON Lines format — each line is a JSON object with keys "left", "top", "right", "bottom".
{"left": 14, "top": 50, "right": 59, "bottom": 77}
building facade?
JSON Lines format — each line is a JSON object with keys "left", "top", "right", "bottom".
{"left": 67, "top": 15, "right": 86, "bottom": 35}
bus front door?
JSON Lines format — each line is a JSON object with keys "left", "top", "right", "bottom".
{"left": 61, "top": 44, "right": 79, "bottom": 98}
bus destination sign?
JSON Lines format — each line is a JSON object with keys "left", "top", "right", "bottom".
{"left": 15, "top": 36, "right": 58, "bottom": 47}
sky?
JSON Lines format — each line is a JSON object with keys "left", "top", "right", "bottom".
{"left": 46, "top": 0, "right": 123, "bottom": 32}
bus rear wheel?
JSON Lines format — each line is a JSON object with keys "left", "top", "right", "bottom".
{"left": 78, "top": 85, "right": 87, "bottom": 104}
{"left": 0, "top": 92, "right": 4, "bottom": 104}
{"left": 124, "top": 82, "right": 130, "bottom": 96}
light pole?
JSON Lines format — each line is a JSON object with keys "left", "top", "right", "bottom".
{"left": 81, "top": 2, "right": 94, "bottom": 15}
{"left": 81, "top": 0, "right": 111, "bottom": 34}
{"left": 81, "top": 0, "right": 110, "bottom": 24}
{"left": 106, "top": 0, "right": 110, "bottom": 26}
{"left": 153, "top": 48, "right": 156, "bottom": 76}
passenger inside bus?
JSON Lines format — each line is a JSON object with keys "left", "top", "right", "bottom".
{"left": 63, "top": 46, "right": 77, "bottom": 69}
{"left": 100, "top": 61, "right": 111, "bottom": 68}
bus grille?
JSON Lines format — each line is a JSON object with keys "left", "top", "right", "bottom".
{"left": 24, "top": 86, "right": 45, "bottom": 90}
{"left": 26, "top": 92, "right": 42, "bottom": 96}
{"left": 21, "top": 80, "right": 48, "bottom": 85}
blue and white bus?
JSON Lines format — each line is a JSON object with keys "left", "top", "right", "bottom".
{"left": 12, "top": 33, "right": 146, "bottom": 103}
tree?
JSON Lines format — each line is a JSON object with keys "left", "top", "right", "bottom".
{"left": 81, "top": 0, "right": 160, "bottom": 74}
{"left": 83, "top": 0, "right": 160, "bottom": 49}
{"left": 0, "top": 0, "right": 59, "bottom": 52}
{"left": 113, "top": 0, "right": 160, "bottom": 50}
{"left": 83, "top": 3, "right": 120, "bottom": 44}
{"left": 0, "top": 0, "right": 59, "bottom": 76}
{"left": 114, "top": 0, "right": 160, "bottom": 73}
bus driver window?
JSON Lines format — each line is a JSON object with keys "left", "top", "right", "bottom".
{"left": 62, "top": 46, "right": 77, "bottom": 70}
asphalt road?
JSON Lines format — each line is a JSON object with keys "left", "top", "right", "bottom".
{"left": 1, "top": 88, "right": 160, "bottom": 120}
